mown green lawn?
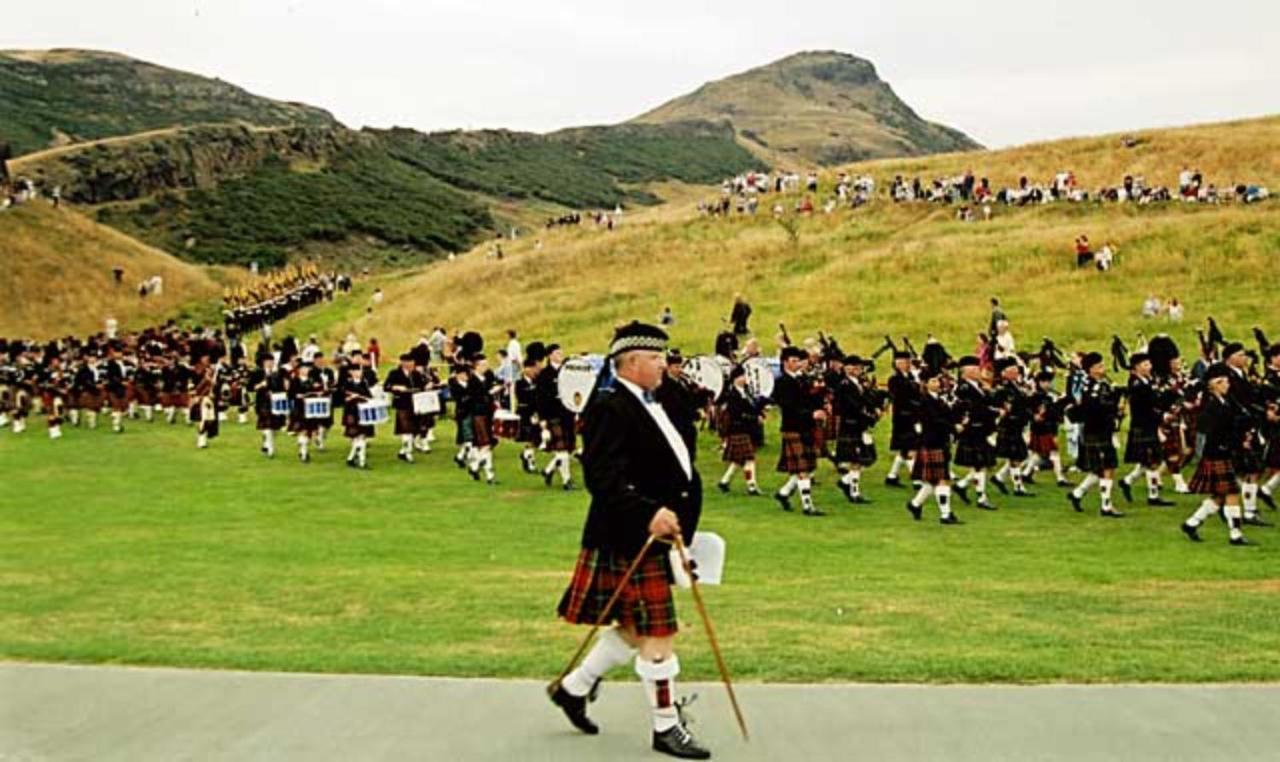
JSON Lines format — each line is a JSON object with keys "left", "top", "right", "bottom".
{"left": 1, "top": 415, "right": 1277, "bottom": 683}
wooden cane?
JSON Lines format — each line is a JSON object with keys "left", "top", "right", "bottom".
{"left": 672, "top": 534, "right": 750, "bottom": 741}
{"left": 547, "top": 534, "right": 659, "bottom": 696}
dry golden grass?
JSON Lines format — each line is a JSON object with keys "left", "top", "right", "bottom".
{"left": 0, "top": 202, "right": 233, "bottom": 338}
{"left": 316, "top": 117, "right": 1279, "bottom": 357}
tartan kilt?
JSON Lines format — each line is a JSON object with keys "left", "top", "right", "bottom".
{"left": 546, "top": 419, "right": 575, "bottom": 452}
{"left": 995, "top": 428, "right": 1029, "bottom": 461}
{"left": 107, "top": 389, "right": 128, "bottom": 412}
{"left": 472, "top": 415, "right": 496, "bottom": 449}
{"left": 911, "top": 446, "right": 951, "bottom": 485}
{"left": 77, "top": 390, "right": 103, "bottom": 410}
{"left": 722, "top": 432, "right": 756, "bottom": 464}
{"left": 1124, "top": 428, "right": 1162, "bottom": 465}
{"left": 1077, "top": 437, "right": 1119, "bottom": 473}
{"left": 715, "top": 407, "right": 731, "bottom": 438}
{"left": 255, "top": 399, "right": 284, "bottom": 430}
{"left": 394, "top": 408, "right": 417, "bottom": 435}
{"left": 557, "top": 548, "right": 678, "bottom": 637}
{"left": 1188, "top": 458, "right": 1239, "bottom": 498}
{"left": 1233, "top": 448, "right": 1263, "bottom": 477}
{"left": 776, "top": 431, "right": 818, "bottom": 474}
{"left": 455, "top": 416, "right": 474, "bottom": 445}
{"left": 134, "top": 385, "right": 157, "bottom": 406}
{"left": 343, "top": 412, "right": 374, "bottom": 439}
{"left": 160, "top": 391, "right": 188, "bottom": 409}
{"left": 517, "top": 419, "right": 540, "bottom": 444}
{"left": 1030, "top": 432, "right": 1059, "bottom": 457}
{"left": 824, "top": 413, "right": 840, "bottom": 443}
{"left": 1160, "top": 426, "right": 1187, "bottom": 464}
{"left": 954, "top": 436, "right": 996, "bottom": 468}
{"left": 889, "top": 421, "right": 920, "bottom": 453}
{"left": 834, "top": 429, "right": 876, "bottom": 466}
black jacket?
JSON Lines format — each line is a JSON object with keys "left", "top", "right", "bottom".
{"left": 1127, "top": 376, "right": 1161, "bottom": 433}
{"left": 773, "top": 371, "right": 817, "bottom": 435}
{"left": 655, "top": 374, "right": 701, "bottom": 457}
{"left": 579, "top": 387, "right": 701, "bottom": 559}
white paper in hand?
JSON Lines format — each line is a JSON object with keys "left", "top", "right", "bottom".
{"left": 670, "top": 531, "right": 726, "bottom": 588}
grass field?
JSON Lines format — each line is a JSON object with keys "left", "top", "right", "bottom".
{"left": 3, "top": 411, "right": 1278, "bottom": 685}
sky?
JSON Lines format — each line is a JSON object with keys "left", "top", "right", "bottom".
{"left": 3, "top": 0, "right": 1278, "bottom": 148}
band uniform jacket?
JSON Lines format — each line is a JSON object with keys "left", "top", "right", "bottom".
{"left": 579, "top": 386, "right": 702, "bottom": 560}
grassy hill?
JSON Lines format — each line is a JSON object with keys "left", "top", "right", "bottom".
{"left": 307, "top": 117, "right": 1278, "bottom": 358}
{"left": 633, "top": 51, "right": 981, "bottom": 167}
{"left": 0, "top": 202, "right": 235, "bottom": 338}
{"left": 0, "top": 49, "right": 337, "bottom": 156}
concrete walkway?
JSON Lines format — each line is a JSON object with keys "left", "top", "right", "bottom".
{"left": 2, "top": 663, "right": 1276, "bottom": 761}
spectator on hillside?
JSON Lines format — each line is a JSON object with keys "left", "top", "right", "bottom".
{"left": 366, "top": 338, "right": 381, "bottom": 370}
{"left": 659, "top": 306, "right": 675, "bottom": 326}
{"left": 1075, "top": 234, "right": 1093, "bottom": 268}
{"left": 988, "top": 298, "right": 1007, "bottom": 338}
{"left": 428, "top": 327, "right": 447, "bottom": 364}
{"left": 1096, "top": 242, "right": 1115, "bottom": 272}
{"left": 505, "top": 329, "right": 522, "bottom": 366}
{"left": 730, "top": 294, "right": 752, "bottom": 335}
{"left": 1142, "top": 294, "right": 1163, "bottom": 318}
{"left": 993, "top": 320, "right": 1017, "bottom": 362}
{"left": 1167, "top": 297, "right": 1185, "bottom": 322}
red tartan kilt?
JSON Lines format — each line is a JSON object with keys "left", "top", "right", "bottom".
{"left": 1161, "top": 429, "right": 1187, "bottom": 464}
{"left": 558, "top": 548, "right": 678, "bottom": 637}
{"left": 722, "top": 432, "right": 756, "bottom": 464}
{"left": 811, "top": 423, "right": 828, "bottom": 452}
{"left": 394, "top": 408, "right": 417, "bottom": 435}
{"left": 107, "top": 391, "right": 128, "bottom": 413}
{"left": 546, "top": 419, "right": 575, "bottom": 452}
{"left": 160, "top": 392, "right": 187, "bottom": 408}
{"left": 134, "top": 386, "right": 156, "bottom": 406}
{"left": 824, "top": 413, "right": 840, "bottom": 441}
{"left": 77, "top": 391, "right": 103, "bottom": 410}
{"left": 1188, "top": 458, "right": 1239, "bottom": 498}
{"left": 912, "top": 447, "right": 951, "bottom": 485}
{"left": 472, "top": 415, "right": 496, "bottom": 448}
{"left": 776, "top": 431, "right": 818, "bottom": 474}
{"left": 715, "top": 407, "right": 731, "bottom": 437}
{"left": 1030, "top": 432, "right": 1058, "bottom": 457}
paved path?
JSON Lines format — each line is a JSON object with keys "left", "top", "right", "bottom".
{"left": 2, "top": 663, "right": 1277, "bottom": 761}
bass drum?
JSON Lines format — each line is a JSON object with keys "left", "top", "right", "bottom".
{"left": 743, "top": 356, "right": 776, "bottom": 401}
{"left": 557, "top": 357, "right": 598, "bottom": 414}
{"left": 682, "top": 355, "right": 725, "bottom": 400}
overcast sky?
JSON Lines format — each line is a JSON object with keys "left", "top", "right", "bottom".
{"left": 4, "top": 0, "right": 1277, "bottom": 147}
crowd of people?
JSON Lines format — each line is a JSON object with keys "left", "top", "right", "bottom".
{"left": 220, "top": 264, "right": 350, "bottom": 337}
{"left": 3, "top": 291, "right": 1277, "bottom": 548}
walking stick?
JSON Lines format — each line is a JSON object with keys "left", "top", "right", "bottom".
{"left": 547, "top": 534, "right": 659, "bottom": 696}
{"left": 672, "top": 534, "right": 750, "bottom": 741}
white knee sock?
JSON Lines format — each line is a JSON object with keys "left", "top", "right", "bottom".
{"left": 558, "top": 452, "right": 572, "bottom": 483}
{"left": 481, "top": 447, "right": 495, "bottom": 480}
{"left": 1225, "top": 503, "right": 1244, "bottom": 540}
{"left": 889, "top": 454, "right": 905, "bottom": 478}
{"left": 848, "top": 468, "right": 861, "bottom": 496}
{"left": 1146, "top": 469, "right": 1161, "bottom": 499}
{"left": 298, "top": 434, "right": 309, "bottom": 458}
{"left": 635, "top": 655, "right": 681, "bottom": 732}
{"left": 564, "top": 628, "right": 635, "bottom": 697}
{"left": 1099, "top": 478, "right": 1114, "bottom": 511}
{"left": 1123, "top": 464, "right": 1143, "bottom": 486}
{"left": 400, "top": 434, "right": 413, "bottom": 453}
{"left": 1261, "top": 473, "right": 1280, "bottom": 495}
{"left": 975, "top": 471, "right": 989, "bottom": 501}
{"left": 779, "top": 474, "right": 798, "bottom": 497}
{"left": 744, "top": 462, "right": 758, "bottom": 490}
{"left": 720, "top": 464, "right": 737, "bottom": 484}
{"left": 1050, "top": 452, "right": 1065, "bottom": 480}
{"left": 798, "top": 477, "right": 814, "bottom": 511}
{"left": 956, "top": 471, "right": 972, "bottom": 488}
{"left": 911, "top": 483, "right": 934, "bottom": 507}
{"left": 935, "top": 485, "right": 952, "bottom": 517}
{"left": 1174, "top": 472, "right": 1189, "bottom": 492}
{"left": 1073, "top": 473, "right": 1099, "bottom": 498}
{"left": 1241, "top": 483, "right": 1258, "bottom": 517}
{"left": 1186, "top": 498, "right": 1219, "bottom": 526}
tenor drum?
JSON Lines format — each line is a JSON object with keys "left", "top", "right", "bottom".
{"left": 742, "top": 357, "right": 776, "bottom": 400}
{"left": 357, "top": 400, "right": 390, "bottom": 425}
{"left": 682, "top": 355, "right": 725, "bottom": 399}
{"left": 270, "top": 392, "right": 290, "bottom": 416}
{"left": 412, "top": 390, "right": 441, "bottom": 415}
{"left": 304, "top": 396, "right": 331, "bottom": 420}
{"left": 493, "top": 409, "right": 521, "bottom": 439}
{"left": 557, "top": 358, "right": 597, "bottom": 414}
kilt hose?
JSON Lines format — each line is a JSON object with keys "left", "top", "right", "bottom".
{"left": 722, "top": 432, "right": 756, "bottom": 465}
{"left": 558, "top": 548, "right": 678, "bottom": 638}
{"left": 1076, "top": 436, "right": 1119, "bottom": 474}
{"left": 1124, "top": 428, "right": 1163, "bottom": 466}
{"left": 776, "top": 431, "right": 818, "bottom": 474}
{"left": 1188, "top": 458, "right": 1240, "bottom": 499}
{"left": 954, "top": 436, "right": 996, "bottom": 469}
{"left": 911, "top": 446, "right": 951, "bottom": 485}
{"left": 1030, "top": 432, "right": 1059, "bottom": 458}
{"left": 995, "top": 428, "right": 1029, "bottom": 461}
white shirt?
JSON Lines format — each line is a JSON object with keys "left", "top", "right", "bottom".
{"left": 615, "top": 376, "right": 692, "bottom": 481}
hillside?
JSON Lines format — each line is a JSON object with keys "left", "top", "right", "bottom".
{"left": 633, "top": 51, "right": 981, "bottom": 166}
{"left": 0, "top": 202, "right": 232, "bottom": 338}
{"left": 0, "top": 49, "right": 338, "bottom": 156}
{"left": 297, "top": 117, "right": 1278, "bottom": 357}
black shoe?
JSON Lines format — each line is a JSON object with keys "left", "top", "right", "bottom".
{"left": 952, "top": 484, "right": 970, "bottom": 504}
{"left": 977, "top": 500, "right": 998, "bottom": 511}
{"left": 1181, "top": 522, "right": 1203, "bottom": 542}
{"left": 1023, "top": 473, "right": 1038, "bottom": 486}
{"left": 1260, "top": 490, "right": 1277, "bottom": 511}
{"left": 746, "top": 486, "right": 762, "bottom": 497}
{"left": 397, "top": 452, "right": 410, "bottom": 462}
{"left": 346, "top": 458, "right": 358, "bottom": 469}
{"left": 1147, "top": 497, "right": 1176, "bottom": 507}
{"left": 850, "top": 494, "right": 871, "bottom": 505}
{"left": 543, "top": 469, "right": 554, "bottom": 487}
{"left": 1242, "top": 516, "right": 1273, "bottom": 527}
{"left": 905, "top": 500, "right": 922, "bottom": 521}
{"left": 453, "top": 454, "right": 466, "bottom": 469}
{"left": 884, "top": 475, "right": 904, "bottom": 488}
{"left": 1067, "top": 493, "right": 1083, "bottom": 513}
{"left": 775, "top": 492, "right": 794, "bottom": 512}
{"left": 487, "top": 477, "right": 499, "bottom": 486}
{"left": 1014, "top": 489, "right": 1036, "bottom": 498}
{"left": 1056, "top": 479, "right": 1073, "bottom": 488}
{"left": 1229, "top": 536, "right": 1254, "bottom": 547}
{"left": 652, "top": 724, "right": 711, "bottom": 760}
{"left": 804, "top": 507, "right": 826, "bottom": 517}
{"left": 563, "top": 481, "right": 576, "bottom": 492}
{"left": 468, "top": 467, "right": 481, "bottom": 481}
{"left": 940, "top": 514, "right": 964, "bottom": 525}
{"left": 1100, "top": 509, "right": 1126, "bottom": 519}
{"left": 991, "top": 476, "right": 1010, "bottom": 495}
{"left": 1119, "top": 481, "right": 1134, "bottom": 503}
{"left": 548, "top": 684, "right": 598, "bottom": 735}
{"left": 717, "top": 481, "right": 730, "bottom": 494}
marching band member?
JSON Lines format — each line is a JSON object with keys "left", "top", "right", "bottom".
{"left": 905, "top": 367, "right": 963, "bottom": 524}
{"left": 1181, "top": 364, "right": 1254, "bottom": 545}
{"left": 1066, "top": 352, "right": 1126, "bottom": 518}
{"left": 514, "top": 356, "right": 543, "bottom": 473}
{"left": 952, "top": 356, "right": 1000, "bottom": 510}
{"left": 1026, "top": 371, "right": 1071, "bottom": 486}
{"left": 991, "top": 358, "right": 1036, "bottom": 498}
{"left": 385, "top": 352, "right": 424, "bottom": 463}
{"left": 250, "top": 353, "right": 287, "bottom": 458}
{"left": 885, "top": 351, "right": 921, "bottom": 487}
{"left": 832, "top": 355, "right": 878, "bottom": 504}
{"left": 339, "top": 354, "right": 376, "bottom": 469}
{"left": 1120, "top": 353, "right": 1176, "bottom": 506}
{"left": 717, "top": 365, "right": 762, "bottom": 495}
{"left": 773, "top": 345, "right": 826, "bottom": 516}
{"left": 536, "top": 344, "right": 576, "bottom": 490}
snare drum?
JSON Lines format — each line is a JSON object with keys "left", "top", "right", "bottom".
{"left": 412, "top": 390, "right": 441, "bottom": 415}
{"left": 493, "top": 409, "right": 521, "bottom": 439}
{"left": 357, "top": 400, "right": 390, "bottom": 425}
{"left": 270, "top": 392, "right": 290, "bottom": 416}
{"left": 304, "top": 397, "right": 331, "bottom": 420}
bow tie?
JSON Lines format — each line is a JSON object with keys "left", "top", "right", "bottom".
{"left": 643, "top": 390, "right": 656, "bottom": 404}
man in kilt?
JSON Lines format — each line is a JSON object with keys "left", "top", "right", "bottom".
{"left": 103, "top": 345, "right": 130, "bottom": 434}
{"left": 1181, "top": 364, "right": 1254, "bottom": 545}
{"left": 536, "top": 344, "right": 577, "bottom": 490}
{"left": 833, "top": 355, "right": 879, "bottom": 504}
{"left": 339, "top": 355, "right": 376, "bottom": 469}
{"left": 717, "top": 365, "right": 762, "bottom": 495}
{"left": 1119, "top": 353, "right": 1176, "bottom": 506}
{"left": 991, "top": 359, "right": 1036, "bottom": 498}
{"left": 515, "top": 354, "right": 544, "bottom": 473}
{"left": 384, "top": 353, "right": 424, "bottom": 463}
{"left": 551, "top": 321, "right": 711, "bottom": 760}
{"left": 1027, "top": 370, "right": 1071, "bottom": 486}
{"left": 905, "top": 367, "right": 963, "bottom": 525}
{"left": 1260, "top": 344, "right": 1280, "bottom": 507}
{"left": 1223, "top": 342, "right": 1274, "bottom": 525}
{"left": 466, "top": 353, "right": 500, "bottom": 485}
{"left": 72, "top": 354, "right": 102, "bottom": 430}
{"left": 1066, "top": 352, "right": 1126, "bottom": 517}
{"left": 288, "top": 358, "right": 329, "bottom": 463}
{"left": 249, "top": 353, "right": 288, "bottom": 458}
{"left": 1159, "top": 356, "right": 1199, "bottom": 494}
{"left": 449, "top": 362, "right": 478, "bottom": 472}
{"left": 773, "top": 345, "right": 827, "bottom": 516}
{"left": 885, "top": 351, "right": 922, "bottom": 487}
{"left": 952, "top": 356, "right": 1001, "bottom": 510}
{"left": 191, "top": 354, "right": 225, "bottom": 450}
